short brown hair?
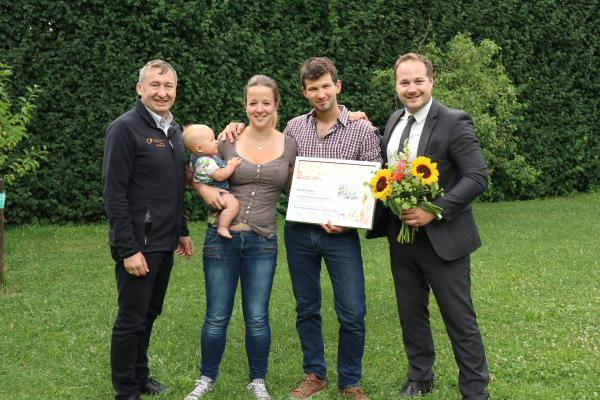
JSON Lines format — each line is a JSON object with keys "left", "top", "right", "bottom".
{"left": 300, "top": 57, "right": 338, "bottom": 88}
{"left": 393, "top": 53, "right": 434, "bottom": 81}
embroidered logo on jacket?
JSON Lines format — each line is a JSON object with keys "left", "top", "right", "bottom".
{"left": 146, "top": 137, "right": 166, "bottom": 148}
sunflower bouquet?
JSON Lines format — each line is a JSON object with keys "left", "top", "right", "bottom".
{"left": 369, "top": 144, "right": 443, "bottom": 243}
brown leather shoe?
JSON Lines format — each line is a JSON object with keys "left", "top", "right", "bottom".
{"left": 341, "top": 386, "right": 369, "bottom": 400}
{"left": 289, "top": 373, "right": 327, "bottom": 399}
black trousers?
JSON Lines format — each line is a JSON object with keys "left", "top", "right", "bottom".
{"left": 110, "top": 249, "right": 174, "bottom": 400}
{"left": 387, "top": 225, "right": 489, "bottom": 400}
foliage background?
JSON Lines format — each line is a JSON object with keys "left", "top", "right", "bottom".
{"left": 0, "top": 0, "right": 598, "bottom": 224}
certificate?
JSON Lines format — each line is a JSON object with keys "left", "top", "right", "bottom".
{"left": 286, "top": 157, "right": 381, "bottom": 229}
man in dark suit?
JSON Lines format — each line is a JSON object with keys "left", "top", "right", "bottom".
{"left": 367, "top": 53, "right": 490, "bottom": 399}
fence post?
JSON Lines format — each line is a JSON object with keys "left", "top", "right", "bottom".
{"left": 0, "top": 177, "right": 4, "bottom": 286}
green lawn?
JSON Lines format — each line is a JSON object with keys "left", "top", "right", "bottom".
{"left": 1, "top": 193, "right": 599, "bottom": 399}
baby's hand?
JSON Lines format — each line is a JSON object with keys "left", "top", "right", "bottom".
{"left": 228, "top": 156, "right": 242, "bottom": 167}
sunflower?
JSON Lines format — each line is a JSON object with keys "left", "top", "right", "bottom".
{"left": 370, "top": 169, "right": 392, "bottom": 200}
{"left": 411, "top": 156, "right": 439, "bottom": 185}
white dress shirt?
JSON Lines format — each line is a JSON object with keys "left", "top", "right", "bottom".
{"left": 386, "top": 98, "right": 433, "bottom": 162}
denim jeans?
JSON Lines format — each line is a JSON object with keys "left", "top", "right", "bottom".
{"left": 199, "top": 226, "right": 277, "bottom": 381}
{"left": 284, "top": 222, "right": 366, "bottom": 388}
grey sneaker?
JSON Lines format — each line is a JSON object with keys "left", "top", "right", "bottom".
{"left": 184, "top": 376, "right": 214, "bottom": 400}
{"left": 247, "top": 378, "right": 272, "bottom": 400}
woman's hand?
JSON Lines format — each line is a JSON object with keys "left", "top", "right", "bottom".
{"left": 192, "top": 181, "right": 228, "bottom": 210}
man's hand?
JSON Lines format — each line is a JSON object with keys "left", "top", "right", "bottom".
{"left": 176, "top": 236, "right": 193, "bottom": 257}
{"left": 347, "top": 110, "right": 369, "bottom": 122}
{"left": 123, "top": 252, "right": 149, "bottom": 276}
{"left": 401, "top": 207, "right": 436, "bottom": 228}
{"left": 192, "top": 181, "right": 228, "bottom": 210}
{"left": 320, "top": 220, "right": 346, "bottom": 234}
{"left": 219, "top": 122, "right": 246, "bottom": 142}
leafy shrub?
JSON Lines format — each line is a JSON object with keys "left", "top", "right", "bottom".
{"left": 369, "top": 35, "right": 538, "bottom": 200}
{"left": 0, "top": 63, "right": 46, "bottom": 186}
{"left": 0, "top": 1, "right": 597, "bottom": 223}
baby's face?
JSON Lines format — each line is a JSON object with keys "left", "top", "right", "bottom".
{"left": 199, "top": 133, "right": 218, "bottom": 156}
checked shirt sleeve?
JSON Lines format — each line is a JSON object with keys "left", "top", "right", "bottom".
{"left": 357, "top": 123, "right": 383, "bottom": 163}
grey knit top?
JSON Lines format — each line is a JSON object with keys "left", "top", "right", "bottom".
{"left": 218, "top": 135, "right": 297, "bottom": 237}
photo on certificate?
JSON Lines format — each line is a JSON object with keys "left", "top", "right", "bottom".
{"left": 286, "top": 157, "right": 381, "bottom": 229}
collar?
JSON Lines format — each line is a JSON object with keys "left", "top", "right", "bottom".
{"left": 140, "top": 98, "right": 173, "bottom": 129}
{"left": 306, "top": 105, "right": 348, "bottom": 127}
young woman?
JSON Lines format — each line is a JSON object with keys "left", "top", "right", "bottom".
{"left": 186, "top": 75, "right": 297, "bottom": 400}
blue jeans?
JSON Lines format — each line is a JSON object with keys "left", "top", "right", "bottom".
{"left": 284, "top": 222, "right": 366, "bottom": 388}
{"left": 200, "top": 226, "right": 277, "bottom": 381}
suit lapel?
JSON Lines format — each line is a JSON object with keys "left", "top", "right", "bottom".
{"left": 382, "top": 109, "right": 405, "bottom": 163}
{"left": 417, "top": 99, "right": 440, "bottom": 156}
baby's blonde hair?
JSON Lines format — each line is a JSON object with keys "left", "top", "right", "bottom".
{"left": 183, "top": 124, "right": 215, "bottom": 152}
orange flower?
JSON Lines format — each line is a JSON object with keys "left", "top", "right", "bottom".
{"left": 391, "top": 170, "right": 404, "bottom": 182}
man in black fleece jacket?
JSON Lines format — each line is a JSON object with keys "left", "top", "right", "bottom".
{"left": 102, "top": 59, "right": 193, "bottom": 400}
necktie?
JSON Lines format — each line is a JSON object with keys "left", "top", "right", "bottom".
{"left": 159, "top": 119, "right": 166, "bottom": 131}
{"left": 398, "top": 114, "right": 415, "bottom": 152}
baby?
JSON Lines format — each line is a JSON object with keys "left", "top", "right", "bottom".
{"left": 183, "top": 124, "right": 242, "bottom": 238}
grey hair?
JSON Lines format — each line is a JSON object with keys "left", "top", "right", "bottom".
{"left": 138, "top": 59, "right": 178, "bottom": 86}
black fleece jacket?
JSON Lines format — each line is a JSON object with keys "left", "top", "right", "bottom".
{"left": 102, "top": 97, "right": 189, "bottom": 259}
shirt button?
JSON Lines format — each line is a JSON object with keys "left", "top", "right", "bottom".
{"left": 251, "top": 191, "right": 255, "bottom": 195}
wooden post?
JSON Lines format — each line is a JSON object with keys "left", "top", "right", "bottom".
{"left": 0, "top": 177, "right": 4, "bottom": 286}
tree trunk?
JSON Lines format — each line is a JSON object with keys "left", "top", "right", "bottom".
{"left": 0, "top": 177, "right": 4, "bottom": 286}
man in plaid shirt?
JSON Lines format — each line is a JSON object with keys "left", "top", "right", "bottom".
{"left": 283, "top": 57, "right": 381, "bottom": 400}
{"left": 216, "top": 57, "right": 381, "bottom": 400}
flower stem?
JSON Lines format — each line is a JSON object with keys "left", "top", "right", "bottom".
{"left": 397, "top": 222, "right": 416, "bottom": 244}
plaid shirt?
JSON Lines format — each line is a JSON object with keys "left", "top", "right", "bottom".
{"left": 284, "top": 106, "right": 383, "bottom": 163}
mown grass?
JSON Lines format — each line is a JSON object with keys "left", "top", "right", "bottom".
{"left": 1, "top": 193, "right": 599, "bottom": 399}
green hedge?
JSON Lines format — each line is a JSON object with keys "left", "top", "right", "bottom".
{"left": 0, "top": 0, "right": 598, "bottom": 224}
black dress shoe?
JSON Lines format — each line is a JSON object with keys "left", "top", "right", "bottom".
{"left": 140, "top": 377, "right": 169, "bottom": 395}
{"left": 399, "top": 379, "right": 434, "bottom": 397}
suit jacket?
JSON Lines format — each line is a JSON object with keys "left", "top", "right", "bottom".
{"left": 366, "top": 99, "right": 488, "bottom": 261}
